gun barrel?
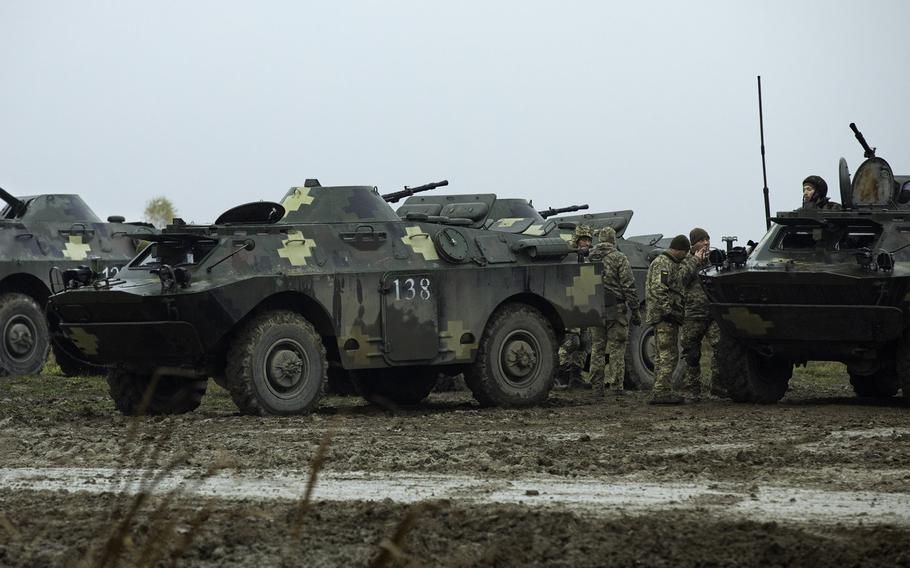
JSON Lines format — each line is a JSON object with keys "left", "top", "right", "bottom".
{"left": 382, "top": 179, "right": 449, "bottom": 203}
{"left": 0, "top": 187, "right": 25, "bottom": 217}
{"left": 539, "top": 204, "right": 590, "bottom": 218}
{"left": 849, "top": 123, "right": 876, "bottom": 158}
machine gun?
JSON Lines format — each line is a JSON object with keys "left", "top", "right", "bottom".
{"left": 382, "top": 180, "right": 449, "bottom": 203}
{"left": 849, "top": 123, "right": 876, "bottom": 158}
{"left": 539, "top": 204, "right": 589, "bottom": 219}
{"left": 0, "top": 187, "right": 26, "bottom": 217}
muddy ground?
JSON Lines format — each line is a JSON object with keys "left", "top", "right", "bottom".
{"left": 1, "top": 363, "right": 909, "bottom": 566}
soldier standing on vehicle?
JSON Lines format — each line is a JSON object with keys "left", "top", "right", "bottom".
{"left": 646, "top": 235, "right": 705, "bottom": 405}
{"left": 801, "top": 175, "right": 842, "bottom": 210}
{"left": 588, "top": 227, "right": 640, "bottom": 397}
{"left": 677, "top": 227, "right": 720, "bottom": 402}
{"left": 556, "top": 225, "right": 595, "bottom": 389}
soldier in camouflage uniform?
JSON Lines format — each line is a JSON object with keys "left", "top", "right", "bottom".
{"left": 677, "top": 227, "right": 720, "bottom": 401}
{"left": 556, "top": 224, "right": 595, "bottom": 388}
{"left": 646, "top": 235, "right": 705, "bottom": 404}
{"left": 588, "top": 227, "right": 640, "bottom": 397}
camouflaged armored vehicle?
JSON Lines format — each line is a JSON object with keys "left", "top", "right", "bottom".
{"left": 397, "top": 193, "right": 662, "bottom": 388}
{"left": 0, "top": 188, "right": 154, "bottom": 376}
{"left": 47, "top": 180, "right": 605, "bottom": 416}
{"left": 702, "top": 125, "right": 910, "bottom": 402}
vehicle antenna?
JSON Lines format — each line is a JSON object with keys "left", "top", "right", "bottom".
{"left": 757, "top": 76, "right": 771, "bottom": 230}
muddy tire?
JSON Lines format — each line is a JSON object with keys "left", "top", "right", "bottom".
{"left": 464, "top": 303, "right": 557, "bottom": 407}
{"left": 226, "top": 311, "right": 326, "bottom": 416}
{"left": 626, "top": 320, "right": 655, "bottom": 390}
{"left": 0, "top": 293, "right": 49, "bottom": 376}
{"left": 849, "top": 369, "right": 899, "bottom": 398}
{"left": 52, "top": 340, "right": 105, "bottom": 377}
{"left": 107, "top": 368, "right": 207, "bottom": 416}
{"left": 719, "top": 338, "right": 791, "bottom": 403}
{"left": 351, "top": 367, "right": 438, "bottom": 406}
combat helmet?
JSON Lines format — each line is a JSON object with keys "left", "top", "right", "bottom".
{"left": 573, "top": 224, "right": 594, "bottom": 244}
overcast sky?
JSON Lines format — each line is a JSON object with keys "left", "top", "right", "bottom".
{"left": 2, "top": 1, "right": 908, "bottom": 242}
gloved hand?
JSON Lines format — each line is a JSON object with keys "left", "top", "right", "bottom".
{"left": 630, "top": 310, "right": 642, "bottom": 327}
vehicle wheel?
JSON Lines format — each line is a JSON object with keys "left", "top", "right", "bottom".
{"left": 52, "top": 340, "right": 105, "bottom": 377}
{"left": 351, "top": 367, "right": 438, "bottom": 406}
{"left": 720, "top": 341, "right": 791, "bottom": 403}
{"left": 0, "top": 293, "right": 50, "bottom": 376}
{"left": 107, "top": 368, "right": 207, "bottom": 416}
{"left": 626, "top": 320, "right": 655, "bottom": 390}
{"left": 851, "top": 360, "right": 899, "bottom": 398}
{"left": 225, "top": 310, "right": 327, "bottom": 416}
{"left": 464, "top": 303, "right": 557, "bottom": 407}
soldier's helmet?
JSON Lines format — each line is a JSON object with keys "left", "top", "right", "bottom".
{"left": 598, "top": 226, "right": 616, "bottom": 244}
{"left": 803, "top": 175, "right": 828, "bottom": 201}
{"left": 573, "top": 224, "right": 594, "bottom": 243}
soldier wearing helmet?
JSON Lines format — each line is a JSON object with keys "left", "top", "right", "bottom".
{"left": 556, "top": 224, "right": 596, "bottom": 388}
{"left": 802, "top": 175, "right": 842, "bottom": 210}
{"left": 588, "top": 226, "right": 640, "bottom": 397}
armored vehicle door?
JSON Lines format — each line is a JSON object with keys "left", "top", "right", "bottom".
{"left": 381, "top": 272, "right": 440, "bottom": 362}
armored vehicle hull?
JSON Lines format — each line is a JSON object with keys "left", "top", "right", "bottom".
{"left": 703, "top": 147, "right": 910, "bottom": 402}
{"left": 398, "top": 194, "right": 662, "bottom": 388}
{"left": 0, "top": 191, "right": 153, "bottom": 376}
{"left": 48, "top": 182, "right": 604, "bottom": 415}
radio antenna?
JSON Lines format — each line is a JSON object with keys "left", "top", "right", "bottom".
{"left": 758, "top": 76, "right": 771, "bottom": 230}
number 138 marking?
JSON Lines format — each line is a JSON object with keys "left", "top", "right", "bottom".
{"left": 392, "top": 277, "right": 431, "bottom": 301}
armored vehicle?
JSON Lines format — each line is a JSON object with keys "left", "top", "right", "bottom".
{"left": 702, "top": 124, "right": 910, "bottom": 402}
{"left": 397, "top": 193, "right": 662, "bottom": 388}
{"left": 47, "top": 180, "right": 605, "bottom": 416}
{"left": 0, "top": 188, "right": 154, "bottom": 376}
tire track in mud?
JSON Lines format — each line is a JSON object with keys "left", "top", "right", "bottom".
{"left": 2, "top": 467, "right": 909, "bottom": 526}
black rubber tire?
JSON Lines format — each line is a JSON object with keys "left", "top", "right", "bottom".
{"left": 850, "top": 363, "right": 899, "bottom": 398}
{"left": 464, "top": 303, "right": 557, "bottom": 407}
{"left": 225, "top": 311, "right": 326, "bottom": 416}
{"left": 107, "top": 368, "right": 207, "bottom": 416}
{"left": 351, "top": 367, "right": 438, "bottom": 406}
{"left": 0, "top": 293, "right": 49, "bottom": 376}
{"left": 626, "top": 320, "right": 655, "bottom": 390}
{"left": 52, "top": 340, "right": 105, "bottom": 377}
{"left": 721, "top": 343, "right": 792, "bottom": 404}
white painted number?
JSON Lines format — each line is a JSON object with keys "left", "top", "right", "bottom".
{"left": 101, "top": 266, "right": 120, "bottom": 279}
{"left": 392, "top": 277, "right": 431, "bottom": 301}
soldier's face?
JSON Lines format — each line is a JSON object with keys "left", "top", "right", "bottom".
{"left": 694, "top": 237, "right": 710, "bottom": 250}
{"left": 577, "top": 237, "right": 592, "bottom": 250}
{"left": 802, "top": 184, "right": 816, "bottom": 203}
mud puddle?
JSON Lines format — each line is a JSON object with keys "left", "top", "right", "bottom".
{"left": 3, "top": 467, "right": 909, "bottom": 526}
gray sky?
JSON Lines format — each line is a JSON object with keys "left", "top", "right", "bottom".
{"left": 2, "top": 1, "right": 908, "bottom": 242}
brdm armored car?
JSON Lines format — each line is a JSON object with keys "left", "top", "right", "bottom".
{"left": 48, "top": 180, "right": 606, "bottom": 415}
{"left": 702, "top": 125, "right": 910, "bottom": 402}
{"left": 0, "top": 188, "right": 153, "bottom": 376}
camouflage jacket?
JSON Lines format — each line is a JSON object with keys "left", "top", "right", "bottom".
{"left": 645, "top": 251, "right": 684, "bottom": 325}
{"left": 802, "top": 198, "right": 842, "bottom": 211}
{"left": 591, "top": 242, "right": 638, "bottom": 322}
{"left": 680, "top": 249, "right": 710, "bottom": 320}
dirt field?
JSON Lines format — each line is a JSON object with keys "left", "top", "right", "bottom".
{"left": 2, "top": 363, "right": 910, "bottom": 566}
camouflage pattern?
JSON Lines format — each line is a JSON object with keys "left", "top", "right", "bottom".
{"left": 557, "top": 327, "right": 589, "bottom": 383}
{"left": 644, "top": 252, "right": 684, "bottom": 325}
{"left": 0, "top": 191, "right": 154, "bottom": 375}
{"left": 651, "top": 321, "right": 679, "bottom": 395}
{"left": 702, "top": 130, "right": 910, "bottom": 401}
{"left": 48, "top": 182, "right": 607, "bottom": 414}
{"left": 681, "top": 250, "right": 711, "bottom": 319}
{"left": 679, "top": 318, "right": 720, "bottom": 396}
{"left": 588, "top": 227, "right": 639, "bottom": 391}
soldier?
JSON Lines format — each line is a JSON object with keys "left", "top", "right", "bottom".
{"left": 801, "top": 175, "right": 842, "bottom": 210}
{"left": 645, "top": 235, "right": 704, "bottom": 405}
{"left": 556, "top": 225, "right": 595, "bottom": 389}
{"left": 588, "top": 227, "right": 640, "bottom": 397}
{"left": 677, "top": 227, "right": 720, "bottom": 402}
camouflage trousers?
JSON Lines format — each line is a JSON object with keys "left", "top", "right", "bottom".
{"left": 589, "top": 321, "right": 629, "bottom": 390}
{"left": 679, "top": 318, "right": 720, "bottom": 396}
{"left": 652, "top": 321, "right": 680, "bottom": 395}
{"left": 558, "top": 328, "right": 591, "bottom": 379}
